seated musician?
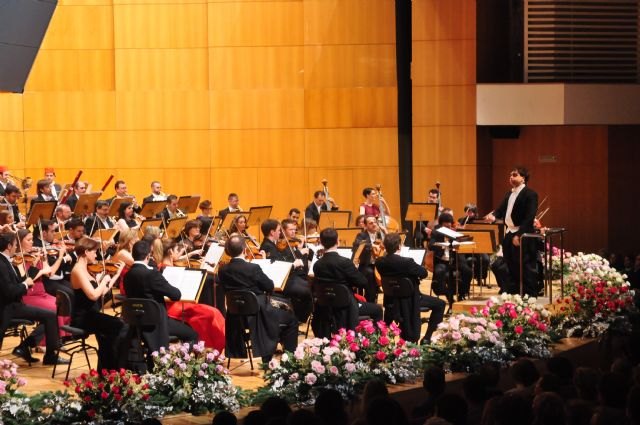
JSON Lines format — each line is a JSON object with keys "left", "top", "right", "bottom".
{"left": 288, "top": 208, "right": 301, "bottom": 225}
{"left": 54, "top": 204, "right": 72, "bottom": 231}
{"left": 64, "top": 180, "right": 88, "bottom": 213}
{"left": 84, "top": 200, "right": 115, "bottom": 236}
{"left": 428, "top": 213, "right": 472, "bottom": 304}
{"left": 414, "top": 188, "right": 440, "bottom": 248}
{"left": 174, "top": 219, "right": 204, "bottom": 261}
{"left": 359, "top": 187, "right": 392, "bottom": 217}
{"left": 30, "top": 178, "right": 55, "bottom": 209}
{"left": 352, "top": 215, "right": 385, "bottom": 303}
{"left": 218, "top": 193, "right": 242, "bottom": 220}
{"left": 142, "top": 181, "right": 166, "bottom": 204}
{"left": 259, "top": 219, "right": 312, "bottom": 323}
{"left": 0, "top": 165, "right": 9, "bottom": 196}
{"left": 2, "top": 185, "right": 25, "bottom": 229}
{"left": 375, "top": 233, "right": 445, "bottom": 344}
{"left": 304, "top": 190, "right": 339, "bottom": 223}
{"left": 157, "top": 195, "right": 185, "bottom": 226}
{"left": 218, "top": 235, "right": 298, "bottom": 362}
{"left": 123, "top": 240, "right": 199, "bottom": 353}
{"left": 312, "top": 228, "right": 382, "bottom": 337}
{"left": 61, "top": 218, "right": 85, "bottom": 282}
{"left": 33, "top": 219, "right": 75, "bottom": 299}
{"left": 196, "top": 200, "right": 214, "bottom": 236}
{"left": 115, "top": 202, "right": 139, "bottom": 233}
{"left": 43, "top": 167, "right": 61, "bottom": 200}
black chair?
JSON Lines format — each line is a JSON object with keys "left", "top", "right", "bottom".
{"left": 52, "top": 291, "right": 98, "bottom": 380}
{"left": 121, "top": 298, "right": 175, "bottom": 372}
{"left": 224, "top": 290, "right": 260, "bottom": 370}
{"left": 382, "top": 275, "right": 430, "bottom": 320}
{"left": 2, "top": 318, "right": 36, "bottom": 366}
{"left": 312, "top": 280, "right": 369, "bottom": 337}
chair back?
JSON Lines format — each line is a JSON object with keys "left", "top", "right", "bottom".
{"left": 381, "top": 277, "right": 414, "bottom": 299}
{"left": 313, "top": 280, "right": 353, "bottom": 309}
{"left": 56, "top": 290, "right": 73, "bottom": 317}
{"left": 121, "top": 298, "right": 164, "bottom": 328}
{"left": 225, "top": 290, "right": 260, "bottom": 317}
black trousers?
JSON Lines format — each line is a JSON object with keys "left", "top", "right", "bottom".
{"left": 358, "top": 301, "right": 383, "bottom": 322}
{"left": 283, "top": 274, "right": 312, "bottom": 323}
{"left": 44, "top": 278, "right": 75, "bottom": 300}
{"left": 357, "top": 264, "right": 379, "bottom": 303}
{"left": 502, "top": 232, "right": 538, "bottom": 296}
{"left": 11, "top": 303, "right": 59, "bottom": 356}
{"left": 419, "top": 294, "right": 446, "bottom": 342}
{"left": 272, "top": 308, "right": 299, "bottom": 353}
{"left": 73, "top": 310, "right": 125, "bottom": 370}
{"left": 167, "top": 318, "right": 198, "bottom": 345}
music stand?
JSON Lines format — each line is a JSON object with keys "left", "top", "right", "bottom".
{"left": 27, "top": 201, "right": 56, "bottom": 226}
{"left": 248, "top": 206, "right": 272, "bottom": 243}
{"left": 138, "top": 218, "right": 163, "bottom": 238}
{"left": 162, "top": 267, "right": 207, "bottom": 302}
{"left": 334, "top": 227, "right": 363, "bottom": 248}
{"left": 220, "top": 212, "right": 246, "bottom": 232}
{"left": 465, "top": 222, "right": 504, "bottom": 246}
{"left": 139, "top": 201, "right": 166, "bottom": 219}
{"left": 178, "top": 195, "right": 200, "bottom": 215}
{"left": 164, "top": 217, "right": 188, "bottom": 240}
{"left": 457, "top": 229, "right": 496, "bottom": 297}
{"left": 208, "top": 216, "right": 222, "bottom": 237}
{"left": 74, "top": 192, "right": 101, "bottom": 217}
{"left": 92, "top": 228, "right": 119, "bottom": 244}
{"left": 107, "top": 197, "right": 133, "bottom": 218}
{"left": 405, "top": 203, "right": 438, "bottom": 223}
{"left": 318, "top": 210, "right": 351, "bottom": 231}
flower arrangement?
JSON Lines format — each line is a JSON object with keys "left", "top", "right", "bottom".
{"left": 0, "top": 359, "right": 27, "bottom": 397}
{"left": 554, "top": 252, "right": 635, "bottom": 337}
{"left": 547, "top": 245, "right": 572, "bottom": 279}
{"left": 259, "top": 320, "right": 422, "bottom": 405}
{"left": 474, "top": 293, "right": 552, "bottom": 358}
{"left": 426, "top": 314, "right": 512, "bottom": 373}
{"left": 146, "top": 341, "right": 244, "bottom": 415}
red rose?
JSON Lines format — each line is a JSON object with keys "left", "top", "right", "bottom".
{"left": 375, "top": 351, "right": 387, "bottom": 361}
{"left": 514, "top": 325, "right": 523, "bottom": 334}
{"left": 88, "top": 409, "right": 96, "bottom": 418}
{"left": 101, "top": 391, "right": 109, "bottom": 399}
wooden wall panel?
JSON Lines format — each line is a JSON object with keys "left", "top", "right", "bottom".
{"left": 210, "top": 168, "right": 259, "bottom": 213}
{"left": 209, "top": 47, "right": 304, "bottom": 90}
{"left": 23, "top": 131, "right": 117, "bottom": 169}
{"left": 114, "top": 4, "right": 208, "bottom": 48}
{"left": 412, "top": 126, "right": 476, "bottom": 166}
{"left": 304, "top": 45, "right": 396, "bottom": 88}
{"left": 0, "top": 133, "right": 25, "bottom": 169}
{"left": 492, "top": 126, "right": 608, "bottom": 253}
{"left": 41, "top": 6, "right": 114, "bottom": 50}
{"left": 304, "top": 128, "right": 398, "bottom": 167}
{"left": 413, "top": 86, "right": 476, "bottom": 126}
{"left": 305, "top": 87, "right": 397, "bottom": 128}
{"left": 207, "top": 2, "right": 303, "bottom": 47}
{"left": 115, "top": 49, "right": 209, "bottom": 91}
{"left": 256, "top": 168, "right": 309, "bottom": 219}
{"left": 412, "top": 0, "right": 476, "bottom": 42}
{"left": 26, "top": 50, "right": 115, "bottom": 92}
{"left": 413, "top": 166, "right": 478, "bottom": 218}
{"left": 210, "top": 129, "right": 305, "bottom": 168}
{"left": 0, "top": 94, "right": 23, "bottom": 131}
{"left": 305, "top": 0, "right": 395, "bottom": 45}
{"left": 306, "top": 168, "right": 354, "bottom": 218}
{"left": 116, "top": 91, "right": 210, "bottom": 130}
{"left": 412, "top": 40, "right": 476, "bottom": 86}
{"left": 23, "top": 92, "right": 116, "bottom": 131}
{"left": 209, "top": 90, "right": 304, "bottom": 129}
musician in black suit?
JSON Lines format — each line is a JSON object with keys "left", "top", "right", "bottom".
{"left": 142, "top": 181, "right": 167, "bottom": 205}
{"left": 429, "top": 213, "right": 472, "bottom": 304}
{"left": 84, "top": 200, "right": 115, "bottom": 236}
{"left": 259, "top": 219, "right": 313, "bottom": 323}
{"left": 218, "top": 235, "right": 298, "bottom": 361}
{"left": 375, "top": 233, "right": 446, "bottom": 344}
{"left": 156, "top": 195, "right": 185, "bottom": 229}
{"left": 486, "top": 166, "right": 539, "bottom": 296}
{"left": 2, "top": 185, "right": 24, "bottom": 228}
{"left": 352, "top": 215, "right": 384, "bottom": 302}
{"left": 0, "top": 233, "right": 65, "bottom": 365}
{"left": 65, "top": 180, "right": 88, "bottom": 213}
{"left": 312, "top": 228, "right": 382, "bottom": 337}
{"left": 304, "top": 190, "right": 339, "bottom": 223}
{"left": 218, "top": 193, "right": 242, "bottom": 220}
{"left": 29, "top": 178, "right": 56, "bottom": 210}
{"left": 123, "top": 241, "right": 198, "bottom": 352}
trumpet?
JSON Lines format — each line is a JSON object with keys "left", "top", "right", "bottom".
{"left": 8, "top": 174, "right": 33, "bottom": 191}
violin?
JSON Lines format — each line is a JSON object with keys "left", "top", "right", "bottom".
{"left": 173, "top": 258, "right": 204, "bottom": 268}
{"left": 87, "top": 262, "right": 120, "bottom": 276}
{"left": 12, "top": 252, "right": 39, "bottom": 266}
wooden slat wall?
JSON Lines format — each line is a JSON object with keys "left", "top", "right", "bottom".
{"left": 0, "top": 0, "right": 401, "bottom": 222}
{"left": 412, "top": 0, "right": 478, "bottom": 220}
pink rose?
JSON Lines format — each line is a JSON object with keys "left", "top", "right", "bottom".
{"left": 349, "top": 343, "right": 360, "bottom": 352}
{"left": 305, "top": 373, "right": 317, "bottom": 385}
{"left": 362, "top": 338, "right": 370, "bottom": 348}
{"left": 379, "top": 336, "right": 390, "bottom": 346}
{"left": 393, "top": 348, "right": 403, "bottom": 357}
{"left": 497, "top": 307, "right": 506, "bottom": 315}
{"left": 514, "top": 325, "right": 523, "bottom": 334}
{"left": 470, "top": 307, "right": 478, "bottom": 315}
{"left": 495, "top": 320, "right": 503, "bottom": 328}
{"left": 375, "top": 351, "right": 387, "bottom": 361}
{"left": 409, "top": 348, "right": 420, "bottom": 357}
{"left": 509, "top": 309, "right": 518, "bottom": 319}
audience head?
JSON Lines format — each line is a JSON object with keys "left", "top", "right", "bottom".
{"left": 434, "top": 394, "right": 468, "bottom": 425}
{"left": 365, "top": 396, "right": 409, "bottom": 425}
{"left": 212, "top": 411, "right": 237, "bottom": 425}
{"left": 547, "top": 356, "right": 574, "bottom": 382}
{"left": 260, "top": 396, "right": 292, "bottom": 423}
{"left": 531, "top": 392, "right": 565, "bottom": 425}
{"left": 573, "top": 367, "right": 599, "bottom": 401}
{"left": 598, "top": 371, "right": 629, "bottom": 409}
{"left": 423, "top": 366, "right": 446, "bottom": 396}
{"left": 463, "top": 374, "right": 488, "bottom": 404}
{"left": 314, "top": 389, "right": 347, "bottom": 425}
{"left": 510, "top": 358, "right": 540, "bottom": 388}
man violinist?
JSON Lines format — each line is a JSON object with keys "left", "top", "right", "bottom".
{"left": 352, "top": 215, "right": 384, "bottom": 303}
{"left": 259, "top": 219, "right": 313, "bottom": 323}
{"left": 218, "top": 193, "right": 242, "bottom": 220}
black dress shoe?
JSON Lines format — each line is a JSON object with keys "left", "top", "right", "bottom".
{"left": 12, "top": 346, "right": 40, "bottom": 363}
{"left": 43, "top": 356, "right": 70, "bottom": 366}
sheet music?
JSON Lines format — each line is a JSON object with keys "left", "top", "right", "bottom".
{"left": 399, "top": 248, "right": 427, "bottom": 266}
{"left": 204, "top": 243, "right": 225, "bottom": 265}
{"left": 252, "top": 259, "right": 292, "bottom": 291}
{"left": 162, "top": 266, "right": 206, "bottom": 301}
{"left": 337, "top": 248, "right": 353, "bottom": 260}
{"left": 435, "top": 226, "right": 464, "bottom": 239}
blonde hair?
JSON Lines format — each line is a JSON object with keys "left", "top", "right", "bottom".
{"left": 117, "top": 228, "right": 138, "bottom": 252}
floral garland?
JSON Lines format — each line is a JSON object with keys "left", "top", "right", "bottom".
{"left": 553, "top": 252, "right": 635, "bottom": 337}
{"left": 146, "top": 341, "right": 245, "bottom": 415}
{"left": 258, "top": 320, "right": 422, "bottom": 405}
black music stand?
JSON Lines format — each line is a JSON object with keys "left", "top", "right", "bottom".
{"left": 434, "top": 226, "right": 472, "bottom": 302}
{"left": 405, "top": 203, "right": 438, "bottom": 248}
{"left": 74, "top": 192, "right": 101, "bottom": 217}
{"left": 319, "top": 210, "right": 351, "bottom": 231}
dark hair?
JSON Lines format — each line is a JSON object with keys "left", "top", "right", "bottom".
{"left": 355, "top": 214, "right": 365, "bottom": 226}
{"left": 512, "top": 166, "right": 530, "bottom": 183}
{"left": 423, "top": 366, "right": 446, "bottom": 395}
{"left": 118, "top": 202, "right": 133, "bottom": 220}
{"left": 437, "top": 213, "right": 454, "bottom": 226}
{"left": 383, "top": 233, "right": 401, "bottom": 254}
{"left": 162, "top": 239, "right": 177, "bottom": 258}
{"left": 211, "top": 411, "right": 237, "bottom": 425}
{"left": 4, "top": 184, "right": 20, "bottom": 196}
{"left": 33, "top": 219, "right": 54, "bottom": 239}
{"left": 96, "top": 199, "right": 110, "bottom": 210}
{"left": 429, "top": 188, "right": 440, "bottom": 196}
{"left": 435, "top": 393, "right": 468, "bottom": 425}
{"left": 184, "top": 219, "right": 202, "bottom": 235}
{"left": 36, "top": 179, "right": 50, "bottom": 193}
{"left": 227, "top": 193, "right": 238, "bottom": 200}
{"left": 315, "top": 389, "right": 347, "bottom": 425}
{"left": 66, "top": 218, "right": 84, "bottom": 231}
{"left": 288, "top": 208, "right": 300, "bottom": 216}
{"left": 362, "top": 187, "right": 374, "bottom": 197}
{"left": 166, "top": 194, "right": 178, "bottom": 203}
{"left": 532, "top": 392, "right": 565, "bottom": 425}
{"left": 0, "top": 232, "right": 17, "bottom": 251}
{"left": 260, "top": 396, "right": 292, "bottom": 422}
{"left": 132, "top": 240, "right": 151, "bottom": 261}
{"left": 114, "top": 180, "right": 125, "bottom": 190}
{"left": 463, "top": 203, "right": 478, "bottom": 214}
{"left": 510, "top": 358, "right": 540, "bottom": 387}
{"left": 313, "top": 190, "right": 324, "bottom": 199}
{"left": 281, "top": 218, "right": 297, "bottom": 230}
{"left": 365, "top": 396, "right": 408, "bottom": 425}
{"left": 199, "top": 200, "right": 212, "bottom": 210}
{"left": 463, "top": 374, "right": 488, "bottom": 403}
{"left": 75, "top": 236, "right": 100, "bottom": 257}
{"left": 319, "top": 227, "right": 338, "bottom": 249}
{"left": 225, "top": 235, "right": 244, "bottom": 257}
{"left": 364, "top": 215, "right": 377, "bottom": 226}
{"left": 261, "top": 219, "right": 280, "bottom": 238}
